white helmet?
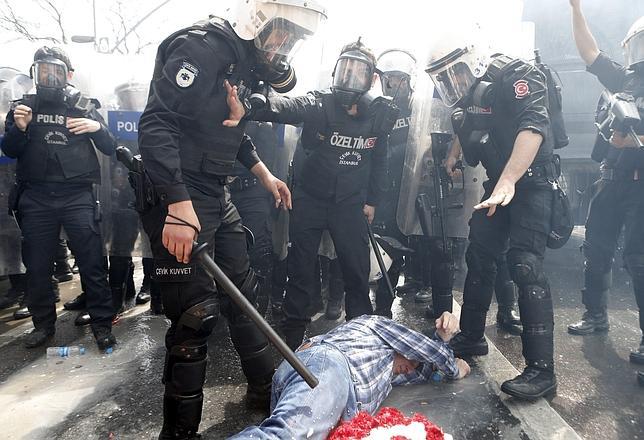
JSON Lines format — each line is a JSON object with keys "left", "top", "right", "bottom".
{"left": 377, "top": 49, "right": 417, "bottom": 102}
{"left": 623, "top": 16, "right": 644, "bottom": 69}
{"left": 227, "top": 0, "right": 327, "bottom": 64}
{"left": 425, "top": 30, "right": 491, "bottom": 107}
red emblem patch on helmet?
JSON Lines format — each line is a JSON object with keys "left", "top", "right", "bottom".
{"left": 513, "top": 80, "right": 530, "bottom": 99}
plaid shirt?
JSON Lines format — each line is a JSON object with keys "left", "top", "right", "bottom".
{"left": 306, "top": 314, "right": 459, "bottom": 415}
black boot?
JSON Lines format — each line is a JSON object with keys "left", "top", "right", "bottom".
{"left": 64, "top": 292, "right": 87, "bottom": 311}
{"left": 1, "top": 274, "right": 26, "bottom": 309}
{"left": 501, "top": 362, "right": 557, "bottom": 400}
{"left": 94, "top": 326, "right": 117, "bottom": 351}
{"left": 279, "top": 321, "right": 306, "bottom": 351}
{"left": 630, "top": 336, "right": 644, "bottom": 365}
{"left": 149, "top": 282, "right": 164, "bottom": 315}
{"left": 75, "top": 312, "right": 91, "bottom": 326}
{"left": 158, "top": 395, "right": 202, "bottom": 440}
{"left": 449, "top": 332, "right": 489, "bottom": 357}
{"left": 136, "top": 279, "right": 152, "bottom": 305}
{"left": 24, "top": 328, "right": 55, "bottom": 348}
{"left": 414, "top": 288, "right": 432, "bottom": 303}
{"left": 325, "top": 296, "right": 343, "bottom": 320}
{"left": 245, "top": 380, "right": 272, "bottom": 412}
{"left": 497, "top": 307, "right": 522, "bottom": 335}
{"left": 567, "top": 310, "right": 609, "bottom": 335}
{"left": 13, "top": 296, "right": 32, "bottom": 320}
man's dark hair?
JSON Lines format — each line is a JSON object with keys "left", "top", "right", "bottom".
{"left": 339, "top": 38, "right": 376, "bottom": 66}
{"left": 33, "top": 46, "right": 74, "bottom": 71}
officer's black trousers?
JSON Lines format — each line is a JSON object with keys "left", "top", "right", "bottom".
{"left": 284, "top": 189, "right": 371, "bottom": 325}
{"left": 19, "top": 188, "right": 113, "bottom": 332}
{"left": 231, "top": 184, "right": 274, "bottom": 311}
{"left": 461, "top": 180, "right": 554, "bottom": 367}
{"left": 142, "top": 187, "right": 274, "bottom": 434}
{"left": 583, "top": 178, "right": 644, "bottom": 332}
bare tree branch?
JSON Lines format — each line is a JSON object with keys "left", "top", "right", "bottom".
{"left": 0, "top": 0, "right": 61, "bottom": 43}
{"left": 37, "top": 0, "right": 67, "bottom": 43}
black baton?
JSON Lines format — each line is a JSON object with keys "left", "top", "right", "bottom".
{"left": 365, "top": 220, "right": 395, "bottom": 300}
{"left": 191, "top": 242, "right": 319, "bottom": 389}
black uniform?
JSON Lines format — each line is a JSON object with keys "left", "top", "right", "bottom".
{"left": 137, "top": 18, "right": 275, "bottom": 439}
{"left": 251, "top": 90, "right": 392, "bottom": 348}
{"left": 1, "top": 94, "right": 115, "bottom": 337}
{"left": 229, "top": 121, "right": 279, "bottom": 314}
{"left": 454, "top": 55, "right": 557, "bottom": 373}
{"left": 372, "top": 102, "right": 410, "bottom": 316}
{"left": 577, "top": 53, "right": 644, "bottom": 339}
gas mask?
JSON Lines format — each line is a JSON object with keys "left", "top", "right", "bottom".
{"left": 332, "top": 46, "right": 376, "bottom": 109}
{"left": 32, "top": 57, "right": 68, "bottom": 103}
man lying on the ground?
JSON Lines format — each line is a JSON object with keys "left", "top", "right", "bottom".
{"left": 229, "top": 312, "right": 470, "bottom": 440}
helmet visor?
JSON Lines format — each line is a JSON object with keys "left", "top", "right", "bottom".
{"left": 332, "top": 57, "right": 373, "bottom": 93}
{"left": 254, "top": 16, "right": 313, "bottom": 64}
{"left": 34, "top": 60, "right": 67, "bottom": 89}
{"left": 380, "top": 72, "right": 411, "bottom": 98}
{"left": 624, "top": 30, "right": 644, "bottom": 68}
{"left": 427, "top": 61, "right": 476, "bottom": 107}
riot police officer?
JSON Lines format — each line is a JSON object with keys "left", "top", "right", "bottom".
{"left": 568, "top": 0, "right": 644, "bottom": 381}
{"left": 229, "top": 121, "right": 280, "bottom": 315}
{"left": 137, "top": 3, "right": 326, "bottom": 438}
{"left": 226, "top": 38, "right": 397, "bottom": 350}
{"left": 426, "top": 33, "right": 559, "bottom": 399}
{"left": 1, "top": 47, "right": 116, "bottom": 350}
{"left": 372, "top": 48, "right": 418, "bottom": 317}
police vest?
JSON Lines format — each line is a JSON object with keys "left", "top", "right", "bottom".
{"left": 297, "top": 92, "right": 382, "bottom": 202}
{"left": 16, "top": 95, "right": 101, "bottom": 184}
{"left": 157, "top": 17, "right": 258, "bottom": 177}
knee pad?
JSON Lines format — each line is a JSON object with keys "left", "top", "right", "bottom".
{"left": 177, "top": 298, "right": 219, "bottom": 336}
{"left": 507, "top": 249, "right": 543, "bottom": 286}
{"left": 163, "top": 341, "right": 208, "bottom": 397}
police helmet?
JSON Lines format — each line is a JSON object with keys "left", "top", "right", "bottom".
{"left": 623, "top": 16, "right": 644, "bottom": 69}
{"left": 425, "top": 30, "right": 491, "bottom": 107}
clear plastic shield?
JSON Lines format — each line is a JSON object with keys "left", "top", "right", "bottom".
{"left": 100, "top": 81, "right": 152, "bottom": 258}
{"left": 396, "top": 74, "right": 485, "bottom": 238}
{"left": 0, "top": 70, "right": 33, "bottom": 275}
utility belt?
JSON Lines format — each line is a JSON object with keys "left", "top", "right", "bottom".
{"left": 599, "top": 167, "right": 641, "bottom": 181}
{"left": 228, "top": 176, "right": 259, "bottom": 192}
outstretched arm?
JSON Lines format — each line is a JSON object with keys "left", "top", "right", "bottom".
{"left": 570, "top": 0, "right": 600, "bottom": 66}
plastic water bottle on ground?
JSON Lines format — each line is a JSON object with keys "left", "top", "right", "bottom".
{"left": 46, "top": 346, "right": 86, "bottom": 358}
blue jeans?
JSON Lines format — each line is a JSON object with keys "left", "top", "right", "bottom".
{"left": 229, "top": 343, "right": 357, "bottom": 440}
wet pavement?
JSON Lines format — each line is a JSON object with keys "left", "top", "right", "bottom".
{"left": 0, "top": 227, "right": 642, "bottom": 439}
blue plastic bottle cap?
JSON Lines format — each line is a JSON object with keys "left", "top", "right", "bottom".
{"left": 105, "top": 347, "right": 113, "bottom": 354}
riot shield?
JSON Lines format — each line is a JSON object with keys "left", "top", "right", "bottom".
{"left": 396, "top": 74, "right": 485, "bottom": 239}
{"left": 0, "top": 70, "right": 33, "bottom": 275}
{"left": 101, "top": 81, "right": 152, "bottom": 258}
{"left": 271, "top": 124, "right": 301, "bottom": 260}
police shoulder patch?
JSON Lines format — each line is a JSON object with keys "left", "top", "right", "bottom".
{"left": 176, "top": 60, "right": 199, "bottom": 88}
{"left": 513, "top": 79, "right": 530, "bottom": 99}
